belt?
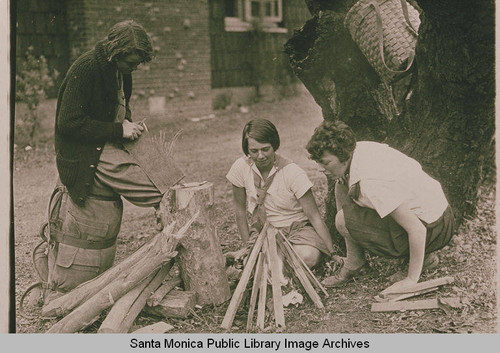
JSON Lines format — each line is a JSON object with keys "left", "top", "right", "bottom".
{"left": 50, "top": 227, "right": 117, "bottom": 250}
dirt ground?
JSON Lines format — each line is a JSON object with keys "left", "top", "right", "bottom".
{"left": 13, "top": 92, "right": 497, "bottom": 333}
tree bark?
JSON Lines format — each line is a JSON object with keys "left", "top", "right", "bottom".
{"left": 285, "top": 0, "right": 494, "bottom": 230}
{"left": 161, "top": 182, "right": 231, "bottom": 305}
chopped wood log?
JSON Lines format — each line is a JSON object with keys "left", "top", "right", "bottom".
{"left": 265, "top": 229, "right": 285, "bottom": 329}
{"left": 378, "top": 276, "right": 454, "bottom": 298}
{"left": 147, "top": 278, "right": 182, "bottom": 307}
{"left": 246, "top": 253, "right": 264, "bottom": 330}
{"left": 145, "top": 290, "right": 197, "bottom": 319}
{"left": 98, "top": 262, "right": 172, "bottom": 333}
{"left": 221, "top": 223, "right": 269, "bottom": 330}
{"left": 277, "top": 235, "right": 324, "bottom": 309}
{"left": 371, "top": 297, "right": 461, "bottom": 312}
{"left": 277, "top": 231, "right": 329, "bottom": 298}
{"left": 42, "top": 222, "right": 177, "bottom": 318}
{"left": 46, "top": 216, "right": 197, "bottom": 333}
{"left": 161, "top": 182, "right": 230, "bottom": 305}
{"left": 132, "top": 322, "right": 174, "bottom": 334}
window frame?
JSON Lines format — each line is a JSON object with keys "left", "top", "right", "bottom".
{"left": 224, "top": 0, "right": 287, "bottom": 33}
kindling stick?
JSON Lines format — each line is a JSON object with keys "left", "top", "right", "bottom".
{"left": 277, "top": 236, "right": 324, "bottom": 309}
{"left": 277, "top": 231, "right": 328, "bottom": 297}
{"left": 246, "top": 253, "right": 264, "bottom": 330}
{"left": 221, "top": 223, "right": 269, "bottom": 329}
{"left": 256, "top": 251, "right": 268, "bottom": 330}
{"left": 266, "top": 229, "right": 286, "bottom": 329}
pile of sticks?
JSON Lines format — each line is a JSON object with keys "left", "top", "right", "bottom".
{"left": 221, "top": 223, "right": 328, "bottom": 331}
{"left": 42, "top": 213, "right": 198, "bottom": 333}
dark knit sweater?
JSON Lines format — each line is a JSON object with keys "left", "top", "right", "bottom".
{"left": 55, "top": 40, "right": 133, "bottom": 206}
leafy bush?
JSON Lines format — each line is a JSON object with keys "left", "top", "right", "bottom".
{"left": 213, "top": 91, "right": 232, "bottom": 110}
{"left": 16, "top": 47, "right": 58, "bottom": 146}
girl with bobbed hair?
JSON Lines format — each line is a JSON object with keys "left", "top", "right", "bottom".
{"left": 226, "top": 119, "right": 336, "bottom": 269}
{"left": 307, "top": 120, "right": 455, "bottom": 295}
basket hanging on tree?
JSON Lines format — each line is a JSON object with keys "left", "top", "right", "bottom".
{"left": 344, "top": 0, "right": 421, "bottom": 84}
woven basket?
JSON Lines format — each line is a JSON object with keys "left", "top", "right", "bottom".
{"left": 344, "top": 0, "right": 420, "bottom": 83}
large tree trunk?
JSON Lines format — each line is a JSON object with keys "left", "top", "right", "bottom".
{"left": 285, "top": 0, "right": 494, "bottom": 240}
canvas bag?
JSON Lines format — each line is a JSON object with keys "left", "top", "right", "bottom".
{"left": 344, "top": 0, "right": 421, "bottom": 83}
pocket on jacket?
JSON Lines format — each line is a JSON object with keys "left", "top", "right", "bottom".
{"left": 55, "top": 243, "right": 100, "bottom": 270}
{"left": 52, "top": 243, "right": 101, "bottom": 292}
{"left": 56, "top": 155, "right": 80, "bottom": 187}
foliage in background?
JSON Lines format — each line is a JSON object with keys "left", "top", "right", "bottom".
{"left": 16, "top": 46, "right": 59, "bottom": 146}
{"left": 213, "top": 91, "right": 233, "bottom": 110}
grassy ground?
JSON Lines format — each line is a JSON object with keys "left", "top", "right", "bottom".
{"left": 13, "top": 92, "right": 497, "bottom": 333}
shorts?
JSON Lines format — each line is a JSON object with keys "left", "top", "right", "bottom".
{"left": 342, "top": 200, "right": 455, "bottom": 258}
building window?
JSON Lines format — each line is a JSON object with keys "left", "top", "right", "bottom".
{"left": 224, "top": 0, "right": 287, "bottom": 33}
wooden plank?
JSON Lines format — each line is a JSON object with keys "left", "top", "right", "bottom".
{"left": 277, "top": 231, "right": 328, "bottom": 298}
{"left": 145, "top": 290, "right": 198, "bottom": 318}
{"left": 371, "top": 297, "right": 461, "bottom": 312}
{"left": 378, "top": 276, "right": 454, "bottom": 298}
{"left": 266, "top": 229, "right": 285, "bottom": 329}
{"left": 132, "top": 322, "right": 174, "bottom": 334}
{"left": 278, "top": 236, "right": 324, "bottom": 308}
{"left": 147, "top": 278, "right": 182, "bottom": 307}
{"left": 221, "top": 223, "right": 269, "bottom": 329}
{"left": 246, "top": 253, "right": 264, "bottom": 330}
{"left": 256, "top": 251, "right": 268, "bottom": 330}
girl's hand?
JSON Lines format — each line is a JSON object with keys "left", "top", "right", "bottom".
{"left": 122, "top": 119, "right": 144, "bottom": 140}
{"left": 380, "top": 277, "right": 418, "bottom": 296}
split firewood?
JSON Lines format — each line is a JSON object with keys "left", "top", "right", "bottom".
{"left": 276, "top": 235, "right": 324, "bottom": 308}
{"left": 132, "top": 322, "right": 174, "bottom": 334}
{"left": 221, "top": 223, "right": 269, "bottom": 330}
{"left": 265, "top": 229, "right": 285, "bottom": 329}
{"left": 46, "top": 214, "right": 198, "bottom": 333}
{"left": 42, "top": 222, "right": 177, "bottom": 318}
{"left": 256, "top": 251, "right": 268, "bottom": 330}
{"left": 246, "top": 253, "right": 264, "bottom": 330}
{"left": 98, "top": 262, "right": 172, "bottom": 333}
{"left": 147, "top": 278, "right": 182, "bottom": 307}
{"left": 371, "top": 297, "right": 461, "bottom": 312}
{"left": 145, "top": 290, "right": 198, "bottom": 319}
{"left": 277, "top": 231, "right": 328, "bottom": 297}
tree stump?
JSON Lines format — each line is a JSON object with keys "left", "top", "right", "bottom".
{"left": 160, "top": 182, "right": 230, "bottom": 305}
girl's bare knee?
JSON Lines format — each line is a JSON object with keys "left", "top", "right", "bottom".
{"left": 293, "top": 245, "right": 321, "bottom": 268}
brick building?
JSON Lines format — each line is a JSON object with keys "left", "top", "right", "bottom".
{"left": 16, "top": 0, "right": 310, "bottom": 119}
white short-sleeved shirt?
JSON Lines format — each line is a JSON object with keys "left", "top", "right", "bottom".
{"left": 348, "top": 141, "right": 449, "bottom": 223}
{"left": 226, "top": 155, "right": 313, "bottom": 228}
